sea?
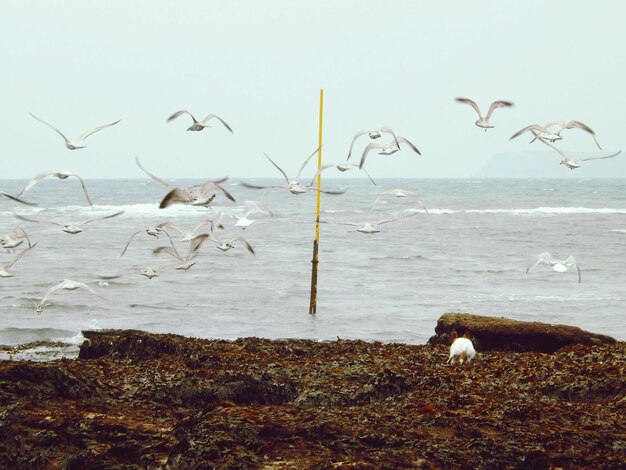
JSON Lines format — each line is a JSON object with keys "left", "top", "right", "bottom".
{"left": 1, "top": 177, "right": 625, "bottom": 360}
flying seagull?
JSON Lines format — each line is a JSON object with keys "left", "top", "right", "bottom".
{"left": 372, "top": 189, "right": 429, "bottom": 214}
{"left": 359, "top": 136, "right": 421, "bottom": 169}
{"left": 29, "top": 112, "right": 120, "bottom": 150}
{"left": 530, "top": 120, "right": 602, "bottom": 150}
{"left": 152, "top": 234, "right": 209, "bottom": 271}
{"left": 167, "top": 110, "right": 233, "bottom": 133}
{"left": 135, "top": 157, "right": 234, "bottom": 208}
{"left": 347, "top": 127, "right": 400, "bottom": 159}
{"left": 120, "top": 224, "right": 174, "bottom": 256}
{"left": 531, "top": 132, "right": 621, "bottom": 169}
{"left": 241, "top": 150, "right": 345, "bottom": 195}
{"left": 17, "top": 171, "right": 93, "bottom": 206}
{"left": 321, "top": 211, "right": 417, "bottom": 234}
{"left": 526, "top": 252, "right": 581, "bottom": 283}
{"left": 455, "top": 98, "right": 513, "bottom": 131}
{"left": 31, "top": 279, "right": 96, "bottom": 313}
{"left": 310, "top": 162, "right": 377, "bottom": 185}
{"left": 15, "top": 210, "right": 124, "bottom": 234}
{"left": 1, "top": 226, "right": 33, "bottom": 252}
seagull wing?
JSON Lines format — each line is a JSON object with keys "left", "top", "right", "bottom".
{"left": 71, "top": 174, "right": 93, "bottom": 206}
{"left": 135, "top": 157, "right": 174, "bottom": 189}
{"left": 239, "top": 181, "right": 287, "bottom": 190}
{"left": 263, "top": 153, "right": 290, "bottom": 184}
{"left": 17, "top": 172, "right": 54, "bottom": 196}
{"left": 379, "top": 127, "right": 400, "bottom": 149}
{"left": 296, "top": 148, "right": 320, "bottom": 179}
{"left": 359, "top": 141, "right": 385, "bottom": 169}
{"left": 396, "top": 136, "right": 422, "bottom": 156}
{"left": 81, "top": 210, "right": 124, "bottom": 226}
{"left": 531, "top": 131, "right": 568, "bottom": 159}
{"left": 309, "top": 187, "right": 346, "bottom": 195}
{"left": 561, "top": 120, "right": 602, "bottom": 150}
{"left": 576, "top": 150, "right": 622, "bottom": 163}
{"left": 78, "top": 119, "right": 121, "bottom": 141}
{"left": 167, "top": 110, "right": 197, "bottom": 123}
{"left": 347, "top": 130, "right": 371, "bottom": 159}
{"left": 564, "top": 255, "right": 581, "bottom": 283}
{"left": 201, "top": 114, "right": 234, "bottom": 133}
{"left": 485, "top": 100, "right": 514, "bottom": 121}
{"left": 0, "top": 192, "right": 37, "bottom": 206}
{"left": 455, "top": 98, "right": 483, "bottom": 119}
{"left": 321, "top": 220, "right": 360, "bottom": 227}
{"left": 120, "top": 230, "right": 144, "bottom": 257}
{"left": 29, "top": 113, "right": 70, "bottom": 143}
{"left": 228, "top": 236, "right": 255, "bottom": 255}
{"left": 308, "top": 163, "right": 336, "bottom": 186}
{"left": 526, "top": 252, "right": 552, "bottom": 274}
{"left": 196, "top": 181, "right": 236, "bottom": 202}
{"left": 4, "top": 243, "right": 37, "bottom": 270}
{"left": 159, "top": 188, "right": 193, "bottom": 208}
{"left": 510, "top": 124, "right": 551, "bottom": 141}
{"left": 153, "top": 245, "right": 184, "bottom": 262}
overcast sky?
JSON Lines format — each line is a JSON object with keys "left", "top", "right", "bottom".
{"left": 1, "top": 1, "right": 624, "bottom": 179}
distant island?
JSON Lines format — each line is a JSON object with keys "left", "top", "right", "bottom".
{"left": 475, "top": 151, "right": 625, "bottom": 178}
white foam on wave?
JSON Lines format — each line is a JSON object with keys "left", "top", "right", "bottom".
{"left": 408, "top": 207, "right": 626, "bottom": 216}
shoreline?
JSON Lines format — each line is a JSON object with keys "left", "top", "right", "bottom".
{"left": 0, "top": 321, "right": 624, "bottom": 468}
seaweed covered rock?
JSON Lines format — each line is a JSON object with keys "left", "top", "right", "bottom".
{"left": 0, "top": 327, "right": 624, "bottom": 468}
{"left": 428, "top": 312, "right": 616, "bottom": 352}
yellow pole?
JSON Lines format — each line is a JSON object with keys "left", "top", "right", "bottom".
{"left": 309, "top": 89, "right": 324, "bottom": 315}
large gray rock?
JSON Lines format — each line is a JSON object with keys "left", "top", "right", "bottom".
{"left": 428, "top": 313, "right": 616, "bottom": 353}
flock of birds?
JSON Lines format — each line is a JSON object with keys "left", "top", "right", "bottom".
{"left": 1, "top": 98, "right": 622, "bottom": 316}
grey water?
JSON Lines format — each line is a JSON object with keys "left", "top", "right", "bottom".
{"left": 1, "top": 177, "right": 625, "bottom": 359}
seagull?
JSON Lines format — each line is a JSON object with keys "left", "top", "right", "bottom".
{"left": 157, "top": 220, "right": 214, "bottom": 243}
{"left": 17, "top": 171, "right": 93, "bottom": 206}
{"left": 15, "top": 210, "right": 124, "bottom": 234}
{"left": 98, "top": 266, "right": 167, "bottom": 280}
{"left": 199, "top": 233, "right": 256, "bottom": 254}
{"left": 167, "top": 110, "right": 233, "bottom": 133}
{"left": 526, "top": 252, "right": 581, "bottom": 283}
{"left": 135, "top": 157, "right": 234, "bottom": 208}
{"left": 241, "top": 150, "right": 345, "bottom": 195}
{"left": 372, "top": 189, "right": 429, "bottom": 214}
{"left": 29, "top": 112, "right": 120, "bottom": 150}
{"left": 310, "top": 162, "right": 377, "bottom": 185}
{"left": 510, "top": 124, "right": 562, "bottom": 143}
{"left": 347, "top": 127, "right": 400, "bottom": 159}
{"left": 532, "top": 120, "right": 602, "bottom": 150}
{"left": 0, "top": 243, "right": 37, "bottom": 278}
{"left": 214, "top": 201, "right": 274, "bottom": 229}
{"left": 120, "top": 224, "right": 174, "bottom": 256}
{"left": 0, "top": 192, "right": 37, "bottom": 206}
{"left": 152, "top": 235, "right": 209, "bottom": 271}
{"left": 514, "top": 120, "right": 601, "bottom": 149}
{"left": 531, "top": 132, "right": 621, "bottom": 169}
{"left": 455, "top": 98, "right": 513, "bottom": 131}
{"left": 1, "top": 226, "right": 33, "bottom": 251}
{"left": 359, "top": 136, "right": 421, "bottom": 169}
{"left": 31, "top": 279, "right": 96, "bottom": 313}
{"left": 321, "top": 211, "right": 417, "bottom": 234}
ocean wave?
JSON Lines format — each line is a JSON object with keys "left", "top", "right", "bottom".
{"left": 407, "top": 207, "right": 626, "bottom": 215}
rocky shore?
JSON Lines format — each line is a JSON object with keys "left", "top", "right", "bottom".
{"left": 0, "top": 314, "right": 624, "bottom": 468}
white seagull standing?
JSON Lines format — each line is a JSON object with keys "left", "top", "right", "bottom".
{"left": 17, "top": 171, "right": 93, "bottom": 206}
{"left": 167, "top": 110, "right": 233, "bottom": 133}
{"left": 31, "top": 279, "right": 96, "bottom": 313}
{"left": 29, "top": 112, "right": 120, "bottom": 150}
{"left": 526, "top": 252, "right": 582, "bottom": 283}
{"left": 455, "top": 98, "right": 513, "bottom": 131}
